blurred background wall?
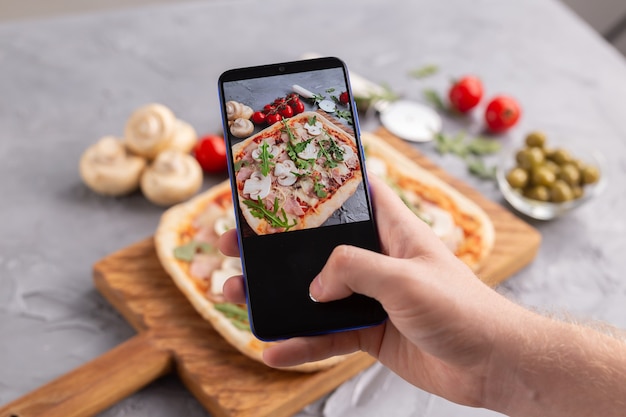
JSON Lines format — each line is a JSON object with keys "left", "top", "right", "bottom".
{"left": 1, "top": 0, "right": 626, "bottom": 57}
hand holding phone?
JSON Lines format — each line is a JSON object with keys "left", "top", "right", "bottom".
{"left": 218, "top": 57, "right": 387, "bottom": 341}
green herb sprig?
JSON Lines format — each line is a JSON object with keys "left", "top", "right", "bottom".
{"left": 423, "top": 89, "right": 448, "bottom": 112}
{"left": 243, "top": 196, "right": 297, "bottom": 231}
{"left": 409, "top": 65, "right": 439, "bottom": 79}
{"left": 258, "top": 141, "right": 275, "bottom": 176}
{"left": 282, "top": 120, "right": 315, "bottom": 170}
{"left": 173, "top": 241, "right": 214, "bottom": 262}
{"left": 215, "top": 303, "right": 250, "bottom": 332}
{"left": 314, "top": 180, "right": 328, "bottom": 198}
{"left": 435, "top": 132, "right": 501, "bottom": 180}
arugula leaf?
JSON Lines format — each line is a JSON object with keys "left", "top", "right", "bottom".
{"left": 318, "top": 134, "right": 345, "bottom": 168}
{"left": 334, "top": 109, "right": 353, "bottom": 125}
{"left": 214, "top": 303, "right": 251, "bottom": 332}
{"left": 435, "top": 132, "right": 499, "bottom": 180}
{"left": 311, "top": 93, "right": 326, "bottom": 106}
{"left": 243, "top": 196, "right": 298, "bottom": 231}
{"left": 307, "top": 115, "right": 317, "bottom": 126}
{"left": 409, "top": 65, "right": 439, "bottom": 79}
{"left": 423, "top": 89, "right": 448, "bottom": 112}
{"left": 314, "top": 180, "right": 328, "bottom": 198}
{"left": 466, "top": 137, "right": 502, "bottom": 155}
{"left": 317, "top": 141, "right": 337, "bottom": 168}
{"left": 173, "top": 241, "right": 213, "bottom": 262}
{"left": 325, "top": 88, "right": 336, "bottom": 93}
{"left": 467, "top": 157, "right": 497, "bottom": 180}
{"left": 233, "top": 159, "right": 246, "bottom": 172}
{"left": 282, "top": 120, "right": 315, "bottom": 170}
{"left": 435, "top": 131, "right": 469, "bottom": 157}
{"left": 258, "top": 141, "right": 275, "bottom": 176}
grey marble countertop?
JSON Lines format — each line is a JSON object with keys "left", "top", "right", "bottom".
{"left": 1, "top": 0, "right": 625, "bottom": 416}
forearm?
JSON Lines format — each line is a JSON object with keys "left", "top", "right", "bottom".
{"left": 488, "top": 308, "right": 626, "bottom": 417}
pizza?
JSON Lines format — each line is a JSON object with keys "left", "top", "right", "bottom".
{"left": 361, "top": 132, "right": 494, "bottom": 270}
{"left": 154, "top": 129, "right": 495, "bottom": 373}
{"left": 231, "top": 111, "right": 363, "bottom": 235}
{"left": 155, "top": 180, "right": 349, "bottom": 372}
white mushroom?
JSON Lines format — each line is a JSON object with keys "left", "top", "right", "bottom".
{"left": 274, "top": 160, "right": 297, "bottom": 186}
{"left": 225, "top": 100, "right": 253, "bottom": 121}
{"left": 124, "top": 103, "right": 176, "bottom": 159}
{"left": 167, "top": 119, "right": 198, "bottom": 154}
{"left": 243, "top": 171, "right": 271, "bottom": 200}
{"left": 304, "top": 120, "right": 323, "bottom": 135}
{"left": 79, "top": 136, "right": 147, "bottom": 196}
{"left": 230, "top": 118, "right": 254, "bottom": 138}
{"left": 140, "top": 149, "right": 203, "bottom": 206}
{"left": 297, "top": 141, "right": 318, "bottom": 160}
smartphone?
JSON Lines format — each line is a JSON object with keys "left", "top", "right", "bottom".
{"left": 218, "top": 57, "right": 387, "bottom": 341}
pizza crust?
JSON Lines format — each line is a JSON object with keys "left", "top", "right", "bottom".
{"left": 361, "top": 132, "right": 495, "bottom": 270}
{"left": 155, "top": 180, "right": 350, "bottom": 372}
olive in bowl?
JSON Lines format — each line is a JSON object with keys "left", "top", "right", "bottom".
{"left": 496, "top": 131, "right": 606, "bottom": 220}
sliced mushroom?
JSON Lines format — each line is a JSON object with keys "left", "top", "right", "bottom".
{"left": 167, "top": 119, "right": 198, "bottom": 154}
{"left": 141, "top": 149, "right": 203, "bottom": 206}
{"left": 230, "top": 118, "right": 254, "bottom": 138}
{"left": 225, "top": 100, "right": 253, "bottom": 121}
{"left": 79, "top": 136, "right": 147, "bottom": 196}
{"left": 124, "top": 103, "right": 176, "bottom": 159}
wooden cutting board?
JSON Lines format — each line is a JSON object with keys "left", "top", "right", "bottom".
{"left": 0, "top": 129, "right": 541, "bottom": 417}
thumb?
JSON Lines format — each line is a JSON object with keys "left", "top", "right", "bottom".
{"left": 309, "top": 244, "right": 414, "bottom": 305}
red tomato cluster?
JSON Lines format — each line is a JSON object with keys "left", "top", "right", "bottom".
{"left": 251, "top": 93, "right": 305, "bottom": 126}
{"left": 447, "top": 76, "right": 521, "bottom": 133}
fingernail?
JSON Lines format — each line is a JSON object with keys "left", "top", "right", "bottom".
{"left": 309, "top": 275, "right": 322, "bottom": 302}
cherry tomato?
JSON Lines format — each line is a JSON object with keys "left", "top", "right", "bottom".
{"left": 194, "top": 134, "right": 227, "bottom": 173}
{"left": 279, "top": 105, "right": 294, "bottom": 118}
{"left": 339, "top": 91, "right": 349, "bottom": 105}
{"left": 290, "top": 99, "right": 305, "bottom": 114}
{"left": 265, "top": 113, "right": 282, "bottom": 125}
{"left": 484, "top": 95, "right": 521, "bottom": 133}
{"left": 448, "top": 76, "right": 483, "bottom": 113}
{"left": 273, "top": 97, "right": 286, "bottom": 106}
{"left": 251, "top": 111, "right": 266, "bottom": 124}
{"left": 263, "top": 104, "right": 275, "bottom": 114}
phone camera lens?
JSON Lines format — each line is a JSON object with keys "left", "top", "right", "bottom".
{"left": 278, "top": 66, "right": 285, "bottom": 72}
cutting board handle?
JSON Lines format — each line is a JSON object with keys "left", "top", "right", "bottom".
{"left": 0, "top": 332, "right": 172, "bottom": 417}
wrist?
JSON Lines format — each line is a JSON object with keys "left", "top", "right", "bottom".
{"left": 485, "top": 308, "right": 626, "bottom": 417}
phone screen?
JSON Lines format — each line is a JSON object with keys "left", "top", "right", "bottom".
{"left": 218, "top": 57, "right": 387, "bottom": 340}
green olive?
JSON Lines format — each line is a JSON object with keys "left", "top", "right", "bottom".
{"left": 506, "top": 167, "right": 529, "bottom": 189}
{"left": 525, "top": 131, "right": 547, "bottom": 148}
{"left": 581, "top": 165, "right": 600, "bottom": 184}
{"left": 531, "top": 165, "right": 557, "bottom": 187}
{"left": 558, "top": 163, "right": 581, "bottom": 186}
{"left": 517, "top": 147, "right": 545, "bottom": 170}
{"left": 571, "top": 185, "right": 584, "bottom": 199}
{"left": 543, "top": 160, "right": 561, "bottom": 176}
{"left": 524, "top": 185, "right": 550, "bottom": 202}
{"left": 571, "top": 158, "right": 586, "bottom": 172}
{"left": 549, "top": 148, "right": 573, "bottom": 165}
{"left": 550, "top": 180, "right": 574, "bottom": 202}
